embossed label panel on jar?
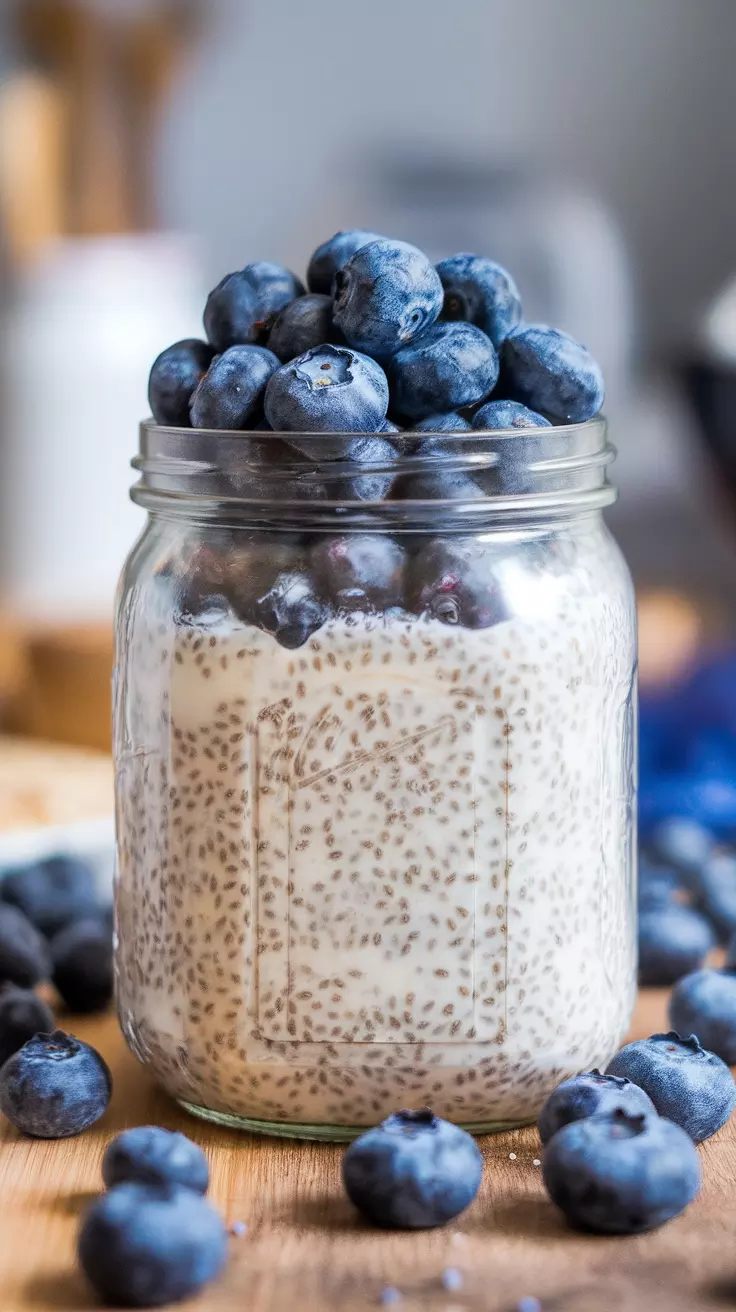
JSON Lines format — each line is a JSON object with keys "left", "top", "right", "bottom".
{"left": 253, "top": 676, "right": 509, "bottom": 1045}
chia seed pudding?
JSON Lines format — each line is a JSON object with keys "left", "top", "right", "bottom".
{"left": 115, "top": 512, "right": 636, "bottom": 1135}
{"left": 119, "top": 227, "right": 633, "bottom": 1136}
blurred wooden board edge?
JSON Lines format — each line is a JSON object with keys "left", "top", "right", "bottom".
{"left": 0, "top": 989, "right": 734, "bottom": 1312}
{"left": 0, "top": 734, "right": 112, "bottom": 833}
{"left": 2, "top": 621, "right": 112, "bottom": 753}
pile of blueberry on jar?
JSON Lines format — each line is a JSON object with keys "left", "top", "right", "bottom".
{"left": 147, "top": 232, "right": 605, "bottom": 648}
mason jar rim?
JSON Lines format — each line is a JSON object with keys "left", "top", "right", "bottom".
{"left": 132, "top": 416, "right": 616, "bottom": 532}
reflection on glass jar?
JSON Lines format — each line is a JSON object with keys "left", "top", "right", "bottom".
{"left": 114, "top": 420, "right": 637, "bottom": 1139}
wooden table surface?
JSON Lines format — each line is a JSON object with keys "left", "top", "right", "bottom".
{"left": 1, "top": 991, "right": 735, "bottom": 1312}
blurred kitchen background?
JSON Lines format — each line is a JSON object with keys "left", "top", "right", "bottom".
{"left": 0, "top": 0, "right": 736, "bottom": 760}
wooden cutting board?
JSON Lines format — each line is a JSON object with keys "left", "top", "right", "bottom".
{"left": 6, "top": 625, "right": 113, "bottom": 753}
{"left": 0, "top": 991, "right": 734, "bottom": 1311}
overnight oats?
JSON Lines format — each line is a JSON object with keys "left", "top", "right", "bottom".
{"left": 114, "top": 233, "right": 637, "bottom": 1138}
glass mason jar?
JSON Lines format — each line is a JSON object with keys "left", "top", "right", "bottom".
{"left": 114, "top": 419, "right": 637, "bottom": 1140}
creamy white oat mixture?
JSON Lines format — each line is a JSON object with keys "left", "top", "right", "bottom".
{"left": 115, "top": 548, "right": 636, "bottom": 1130}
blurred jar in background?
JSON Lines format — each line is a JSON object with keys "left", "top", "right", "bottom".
{"left": 0, "top": 233, "right": 204, "bottom": 620}
{"left": 0, "top": 2, "right": 206, "bottom": 623}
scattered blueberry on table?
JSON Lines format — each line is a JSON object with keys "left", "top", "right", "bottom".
{"left": 0, "top": 986, "right": 54, "bottom": 1068}
{"left": 537, "top": 1070, "right": 656, "bottom": 1146}
{"left": 606, "top": 1031, "right": 736, "bottom": 1143}
{"left": 688, "top": 853, "right": 736, "bottom": 943}
{"left": 102, "top": 1126, "right": 209, "bottom": 1195}
{"left": 638, "top": 902, "right": 715, "bottom": 987}
{"left": 0, "top": 904, "right": 51, "bottom": 989}
{"left": 0, "top": 1030, "right": 112, "bottom": 1138}
{"left": 647, "top": 818, "right": 714, "bottom": 875}
{"left": 1, "top": 853, "right": 99, "bottom": 937}
{"left": 78, "top": 1182, "right": 227, "bottom": 1308}
{"left": 637, "top": 860, "right": 682, "bottom": 910}
{"left": 669, "top": 969, "right": 736, "bottom": 1064}
{"left": 50, "top": 918, "right": 114, "bottom": 1014}
{"left": 542, "top": 1107, "right": 701, "bottom": 1234}
{"left": 342, "top": 1108, "right": 482, "bottom": 1229}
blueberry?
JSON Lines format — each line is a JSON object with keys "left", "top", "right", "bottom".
{"left": 391, "top": 437, "right": 485, "bottom": 502}
{"left": 390, "top": 322, "right": 498, "bottom": 420}
{"left": 307, "top": 229, "right": 384, "bottom": 295}
{"left": 51, "top": 918, "right": 112, "bottom": 1014}
{"left": 542, "top": 1108, "right": 701, "bottom": 1234}
{"left": 311, "top": 535, "right": 406, "bottom": 612}
{"left": 648, "top": 818, "right": 714, "bottom": 874}
{"left": 381, "top": 418, "right": 403, "bottom": 433}
{"left": 436, "top": 253, "right": 522, "bottom": 347}
{"left": 267, "top": 293, "right": 345, "bottom": 362}
{"left": 0, "top": 1030, "right": 111, "bottom": 1137}
{"left": 669, "top": 970, "right": 736, "bottom": 1065}
{"left": 607, "top": 1031, "right": 735, "bottom": 1142}
{"left": 331, "top": 437, "right": 400, "bottom": 502}
{"left": 78, "top": 1183, "right": 227, "bottom": 1307}
{"left": 102, "top": 1127, "right": 209, "bottom": 1195}
{"left": 333, "top": 239, "right": 443, "bottom": 357}
{"left": 537, "top": 1070, "right": 656, "bottom": 1146}
{"left": 0, "top": 905, "right": 50, "bottom": 987}
{"left": 406, "top": 538, "right": 505, "bottom": 629}
{"left": 225, "top": 436, "right": 331, "bottom": 503}
{"left": 637, "top": 860, "right": 681, "bottom": 910}
{"left": 342, "top": 1108, "right": 482, "bottom": 1229}
{"left": 687, "top": 853, "right": 736, "bottom": 941}
{"left": 0, "top": 986, "right": 54, "bottom": 1068}
{"left": 472, "top": 399, "right": 551, "bottom": 431}
{"left": 265, "top": 345, "right": 389, "bottom": 448}
{"left": 189, "top": 345, "right": 280, "bottom": 430}
{"left": 414, "top": 412, "right": 471, "bottom": 432}
{"left": 204, "top": 261, "right": 304, "bottom": 351}
{"left": 174, "top": 543, "right": 231, "bottom": 622}
{"left": 501, "top": 324, "right": 604, "bottom": 424}
{"left": 2, "top": 854, "right": 99, "bottom": 936}
{"left": 148, "top": 339, "right": 215, "bottom": 427}
{"left": 638, "top": 902, "right": 715, "bottom": 986}
{"left": 225, "top": 540, "right": 328, "bottom": 648}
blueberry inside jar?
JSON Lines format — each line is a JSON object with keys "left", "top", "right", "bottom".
{"left": 115, "top": 236, "right": 636, "bottom": 1140}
